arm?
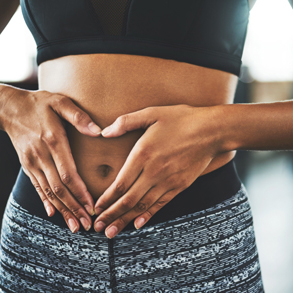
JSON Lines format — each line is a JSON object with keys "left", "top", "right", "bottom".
{"left": 0, "top": 0, "right": 19, "bottom": 34}
{"left": 92, "top": 100, "right": 293, "bottom": 238}
{"left": 217, "top": 101, "right": 293, "bottom": 152}
{"left": 0, "top": 0, "right": 103, "bottom": 233}
{"left": 0, "top": 83, "right": 102, "bottom": 232}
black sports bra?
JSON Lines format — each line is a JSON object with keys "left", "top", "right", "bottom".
{"left": 20, "top": 0, "right": 249, "bottom": 76}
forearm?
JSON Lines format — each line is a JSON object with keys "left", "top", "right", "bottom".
{"left": 0, "top": 83, "right": 25, "bottom": 131}
{"left": 0, "top": 83, "right": 15, "bottom": 131}
{"left": 216, "top": 101, "right": 293, "bottom": 152}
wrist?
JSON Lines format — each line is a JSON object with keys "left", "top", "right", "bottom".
{"left": 188, "top": 104, "right": 234, "bottom": 157}
{"left": 0, "top": 84, "right": 27, "bottom": 131}
{"left": 211, "top": 103, "right": 240, "bottom": 154}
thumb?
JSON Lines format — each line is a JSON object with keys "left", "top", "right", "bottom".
{"left": 51, "top": 96, "right": 102, "bottom": 137}
{"left": 101, "top": 107, "right": 158, "bottom": 137}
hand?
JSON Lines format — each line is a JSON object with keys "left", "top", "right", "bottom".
{"left": 1, "top": 86, "right": 102, "bottom": 233}
{"left": 93, "top": 104, "right": 224, "bottom": 238}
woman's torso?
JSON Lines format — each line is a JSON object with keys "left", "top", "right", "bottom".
{"left": 38, "top": 54, "right": 238, "bottom": 200}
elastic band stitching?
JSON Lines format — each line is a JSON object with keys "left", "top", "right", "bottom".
{"left": 37, "top": 36, "right": 241, "bottom": 63}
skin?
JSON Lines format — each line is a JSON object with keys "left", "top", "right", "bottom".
{"left": 0, "top": 85, "right": 101, "bottom": 232}
{"left": 2, "top": 0, "right": 237, "bottom": 234}
{"left": 94, "top": 104, "right": 224, "bottom": 237}
{"left": 37, "top": 53, "right": 237, "bottom": 233}
{"left": 94, "top": 99, "right": 293, "bottom": 238}
{"left": 1, "top": 0, "right": 293, "bottom": 236}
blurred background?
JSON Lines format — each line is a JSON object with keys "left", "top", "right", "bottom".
{"left": 1, "top": 0, "right": 293, "bottom": 291}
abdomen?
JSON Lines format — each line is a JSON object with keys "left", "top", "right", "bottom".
{"left": 38, "top": 53, "right": 238, "bottom": 200}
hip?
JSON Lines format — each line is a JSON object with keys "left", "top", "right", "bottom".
{"left": 0, "top": 180, "right": 264, "bottom": 292}
{"left": 12, "top": 158, "right": 241, "bottom": 231}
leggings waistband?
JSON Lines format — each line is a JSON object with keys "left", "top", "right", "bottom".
{"left": 1, "top": 187, "right": 264, "bottom": 292}
{"left": 12, "top": 158, "right": 241, "bottom": 231}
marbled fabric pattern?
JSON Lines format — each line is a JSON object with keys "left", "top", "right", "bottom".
{"left": 0, "top": 185, "right": 264, "bottom": 292}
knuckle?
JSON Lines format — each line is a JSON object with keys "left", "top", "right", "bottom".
{"left": 45, "top": 187, "right": 55, "bottom": 199}
{"left": 55, "top": 95, "right": 67, "bottom": 107}
{"left": 33, "top": 183, "right": 42, "bottom": 194}
{"left": 121, "top": 197, "right": 135, "bottom": 210}
{"left": 137, "top": 145, "right": 151, "bottom": 160}
{"left": 61, "top": 173, "right": 72, "bottom": 185}
{"left": 70, "top": 206, "right": 82, "bottom": 217}
{"left": 73, "top": 111, "right": 87, "bottom": 125}
{"left": 144, "top": 107, "right": 154, "bottom": 116}
{"left": 50, "top": 95, "right": 67, "bottom": 110}
{"left": 42, "top": 198, "right": 50, "bottom": 205}
{"left": 42, "top": 131, "right": 58, "bottom": 148}
{"left": 116, "top": 115, "right": 128, "bottom": 128}
{"left": 116, "top": 217, "right": 127, "bottom": 227}
{"left": 145, "top": 210, "right": 153, "bottom": 219}
{"left": 156, "top": 199, "right": 168, "bottom": 209}
{"left": 59, "top": 207, "right": 70, "bottom": 219}
{"left": 134, "top": 202, "right": 147, "bottom": 212}
{"left": 143, "top": 107, "right": 151, "bottom": 114}
{"left": 114, "top": 181, "right": 126, "bottom": 195}
{"left": 22, "top": 155, "right": 33, "bottom": 167}
{"left": 53, "top": 184, "right": 65, "bottom": 198}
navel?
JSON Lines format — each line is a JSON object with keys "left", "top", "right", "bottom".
{"left": 96, "top": 164, "right": 113, "bottom": 178}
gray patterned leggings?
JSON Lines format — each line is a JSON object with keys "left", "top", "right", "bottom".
{"left": 0, "top": 185, "right": 264, "bottom": 292}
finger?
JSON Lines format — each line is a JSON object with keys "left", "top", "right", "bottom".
{"left": 94, "top": 146, "right": 145, "bottom": 215}
{"left": 96, "top": 184, "right": 168, "bottom": 238}
{"left": 95, "top": 168, "right": 161, "bottom": 227}
{"left": 95, "top": 124, "right": 160, "bottom": 215}
{"left": 43, "top": 126, "right": 95, "bottom": 216}
{"left": 101, "top": 107, "right": 157, "bottom": 137}
{"left": 41, "top": 160, "right": 92, "bottom": 231}
{"left": 26, "top": 169, "right": 56, "bottom": 217}
{"left": 94, "top": 174, "right": 154, "bottom": 233}
{"left": 134, "top": 188, "right": 180, "bottom": 230}
{"left": 33, "top": 169, "right": 81, "bottom": 233}
{"left": 50, "top": 96, "right": 102, "bottom": 136}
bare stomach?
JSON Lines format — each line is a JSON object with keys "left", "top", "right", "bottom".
{"left": 38, "top": 54, "right": 238, "bottom": 200}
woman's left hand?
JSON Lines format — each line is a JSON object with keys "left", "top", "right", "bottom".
{"left": 93, "top": 104, "right": 225, "bottom": 238}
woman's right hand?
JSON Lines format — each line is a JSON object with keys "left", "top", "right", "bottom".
{"left": 0, "top": 85, "right": 101, "bottom": 233}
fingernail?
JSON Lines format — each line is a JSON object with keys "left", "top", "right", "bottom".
{"left": 88, "top": 122, "right": 101, "bottom": 135}
{"left": 46, "top": 205, "right": 54, "bottom": 217}
{"left": 68, "top": 218, "right": 78, "bottom": 233}
{"left": 135, "top": 217, "right": 145, "bottom": 229}
{"left": 101, "top": 126, "right": 111, "bottom": 136}
{"left": 106, "top": 226, "right": 118, "bottom": 239}
{"left": 80, "top": 217, "right": 91, "bottom": 231}
{"left": 95, "top": 207, "right": 104, "bottom": 216}
{"left": 94, "top": 221, "right": 106, "bottom": 233}
{"left": 85, "top": 205, "right": 95, "bottom": 216}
